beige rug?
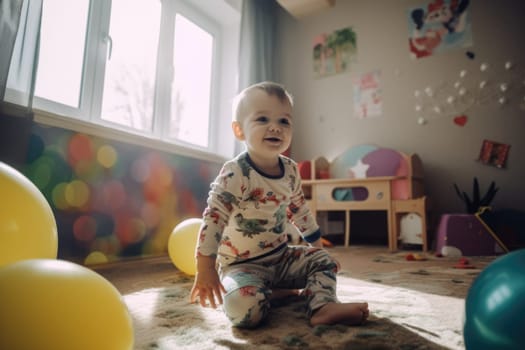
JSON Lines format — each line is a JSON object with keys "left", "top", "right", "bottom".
{"left": 123, "top": 261, "right": 485, "bottom": 350}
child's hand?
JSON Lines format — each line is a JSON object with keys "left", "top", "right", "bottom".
{"left": 189, "top": 257, "right": 226, "bottom": 308}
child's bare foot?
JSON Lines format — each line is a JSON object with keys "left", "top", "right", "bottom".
{"left": 270, "top": 289, "right": 301, "bottom": 300}
{"left": 310, "top": 302, "right": 369, "bottom": 326}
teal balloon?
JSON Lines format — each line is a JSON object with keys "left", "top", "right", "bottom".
{"left": 464, "top": 249, "right": 525, "bottom": 350}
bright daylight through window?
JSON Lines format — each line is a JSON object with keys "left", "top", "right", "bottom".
{"left": 13, "top": 0, "right": 239, "bottom": 157}
{"left": 100, "top": 0, "right": 161, "bottom": 133}
{"left": 35, "top": 0, "right": 89, "bottom": 108}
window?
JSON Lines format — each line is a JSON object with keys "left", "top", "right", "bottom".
{"left": 170, "top": 14, "right": 213, "bottom": 147}
{"left": 35, "top": 0, "right": 89, "bottom": 108}
{"left": 100, "top": 0, "right": 162, "bottom": 133}
{"left": 7, "top": 0, "right": 240, "bottom": 159}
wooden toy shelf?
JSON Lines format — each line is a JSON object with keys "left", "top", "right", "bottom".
{"left": 299, "top": 147, "right": 428, "bottom": 252}
{"left": 302, "top": 177, "right": 400, "bottom": 251}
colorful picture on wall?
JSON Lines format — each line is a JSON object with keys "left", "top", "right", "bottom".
{"left": 353, "top": 70, "right": 383, "bottom": 119}
{"left": 478, "top": 139, "right": 510, "bottom": 168}
{"left": 408, "top": 0, "right": 472, "bottom": 59}
{"left": 313, "top": 27, "right": 357, "bottom": 78}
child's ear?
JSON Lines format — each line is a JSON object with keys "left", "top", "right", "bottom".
{"left": 232, "top": 121, "right": 245, "bottom": 140}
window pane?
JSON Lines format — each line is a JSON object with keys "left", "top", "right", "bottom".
{"left": 35, "top": 0, "right": 89, "bottom": 108}
{"left": 101, "top": 0, "right": 161, "bottom": 132}
{"left": 170, "top": 14, "right": 213, "bottom": 147}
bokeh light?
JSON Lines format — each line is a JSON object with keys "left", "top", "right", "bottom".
{"left": 23, "top": 125, "right": 215, "bottom": 261}
{"left": 27, "top": 148, "right": 72, "bottom": 199}
{"left": 26, "top": 134, "right": 45, "bottom": 163}
{"left": 84, "top": 251, "right": 109, "bottom": 265}
{"left": 73, "top": 215, "right": 97, "bottom": 242}
{"left": 140, "top": 201, "right": 161, "bottom": 228}
{"left": 51, "top": 182, "right": 69, "bottom": 210}
{"left": 68, "top": 133, "right": 94, "bottom": 166}
{"left": 101, "top": 180, "right": 127, "bottom": 211}
{"left": 65, "top": 180, "right": 90, "bottom": 208}
{"left": 131, "top": 157, "right": 150, "bottom": 183}
{"left": 73, "top": 158, "right": 101, "bottom": 181}
{"left": 115, "top": 214, "right": 147, "bottom": 245}
{"left": 91, "top": 235, "right": 121, "bottom": 257}
{"left": 30, "top": 156, "right": 53, "bottom": 189}
{"left": 143, "top": 153, "right": 173, "bottom": 202}
{"left": 97, "top": 145, "right": 118, "bottom": 168}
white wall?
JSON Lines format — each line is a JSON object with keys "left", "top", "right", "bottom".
{"left": 277, "top": 0, "right": 525, "bottom": 218}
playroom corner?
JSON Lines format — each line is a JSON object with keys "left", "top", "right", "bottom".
{"left": 1, "top": 0, "right": 525, "bottom": 349}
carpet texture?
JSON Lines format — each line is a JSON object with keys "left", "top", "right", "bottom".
{"left": 122, "top": 251, "right": 494, "bottom": 350}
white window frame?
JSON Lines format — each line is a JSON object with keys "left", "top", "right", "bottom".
{"left": 8, "top": 0, "right": 240, "bottom": 162}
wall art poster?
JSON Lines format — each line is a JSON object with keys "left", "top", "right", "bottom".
{"left": 353, "top": 70, "right": 382, "bottom": 119}
{"left": 408, "top": 0, "right": 473, "bottom": 59}
{"left": 313, "top": 27, "right": 357, "bottom": 78}
{"left": 478, "top": 139, "right": 510, "bottom": 169}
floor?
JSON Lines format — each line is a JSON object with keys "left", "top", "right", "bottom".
{"left": 93, "top": 245, "right": 497, "bottom": 296}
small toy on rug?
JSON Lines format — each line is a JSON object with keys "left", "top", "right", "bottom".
{"left": 321, "top": 237, "right": 334, "bottom": 247}
{"left": 405, "top": 253, "right": 427, "bottom": 261}
{"left": 454, "top": 257, "right": 476, "bottom": 269}
{"left": 440, "top": 246, "right": 463, "bottom": 257}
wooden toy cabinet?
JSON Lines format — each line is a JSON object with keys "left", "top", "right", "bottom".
{"left": 299, "top": 145, "right": 428, "bottom": 252}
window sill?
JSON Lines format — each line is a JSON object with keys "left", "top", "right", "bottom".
{"left": 33, "top": 109, "right": 229, "bottom": 165}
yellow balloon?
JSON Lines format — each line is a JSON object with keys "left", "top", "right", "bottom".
{"left": 168, "top": 218, "right": 202, "bottom": 276}
{"left": 0, "top": 259, "right": 134, "bottom": 350}
{"left": 84, "top": 251, "right": 109, "bottom": 265}
{"left": 0, "top": 162, "right": 58, "bottom": 267}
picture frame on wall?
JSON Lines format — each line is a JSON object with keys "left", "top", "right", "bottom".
{"left": 313, "top": 27, "right": 357, "bottom": 78}
{"left": 407, "top": 0, "right": 473, "bottom": 59}
{"left": 478, "top": 139, "right": 510, "bottom": 168}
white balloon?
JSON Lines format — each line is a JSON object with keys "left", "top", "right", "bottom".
{"left": 480, "top": 63, "right": 489, "bottom": 71}
{"left": 479, "top": 80, "right": 487, "bottom": 89}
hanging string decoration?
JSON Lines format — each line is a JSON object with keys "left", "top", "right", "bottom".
{"left": 413, "top": 59, "right": 525, "bottom": 125}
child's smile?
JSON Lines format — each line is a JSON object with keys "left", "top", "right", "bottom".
{"left": 234, "top": 90, "right": 293, "bottom": 163}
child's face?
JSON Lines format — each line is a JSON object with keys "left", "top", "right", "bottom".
{"left": 234, "top": 90, "right": 293, "bottom": 160}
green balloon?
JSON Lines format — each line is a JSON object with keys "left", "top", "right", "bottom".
{"left": 464, "top": 249, "right": 525, "bottom": 350}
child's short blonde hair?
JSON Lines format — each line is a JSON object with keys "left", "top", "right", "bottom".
{"left": 232, "top": 81, "right": 294, "bottom": 122}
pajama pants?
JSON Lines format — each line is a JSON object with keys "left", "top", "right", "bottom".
{"left": 219, "top": 245, "right": 340, "bottom": 328}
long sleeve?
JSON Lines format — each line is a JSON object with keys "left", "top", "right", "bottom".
{"left": 286, "top": 160, "right": 320, "bottom": 243}
{"left": 197, "top": 160, "right": 245, "bottom": 259}
{"left": 196, "top": 153, "right": 320, "bottom": 266}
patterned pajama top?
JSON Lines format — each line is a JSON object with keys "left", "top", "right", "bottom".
{"left": 197, "top": 152, "right": 321, "bottom": 267}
